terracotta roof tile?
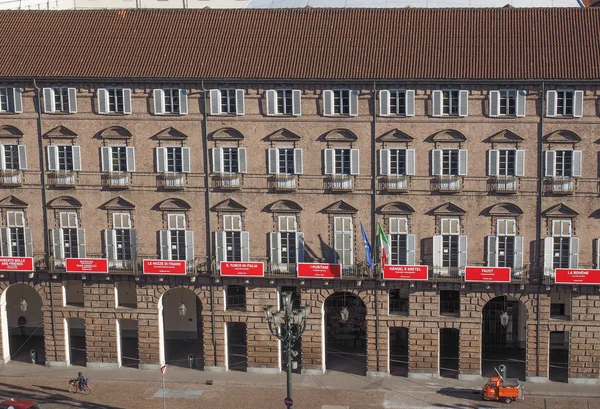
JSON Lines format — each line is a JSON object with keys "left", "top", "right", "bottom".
{"left": 0, "top": 8, "right": 599, "bottom": 80}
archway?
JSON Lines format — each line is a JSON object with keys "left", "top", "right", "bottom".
{"left": 1, "top": 284, "right": 44, "bottom": 364}
{"left": 482, "top": 296, "right": 527, "bottom": 380}
{"left": 158, "top": 288, "right": 203, "bottom": 370}
{"left": 324, "top": 292, "right": 367, "bottom": 375}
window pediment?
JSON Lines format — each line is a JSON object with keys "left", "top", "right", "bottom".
{"left": 153, "top": 127, "right": 187, "bottom": 140}
{"left": 429, "top": 129, "right": 467, "bottom": 143}
{"left": 544, "top": 130, "right": 581, "bottom": 144}
{"left": 429, "top": 202, "right": 466, "bottom": 216}
{"left": 264, "top": 128, "right": 301, "bottom": 142}
{"left": 378, "top": 129, "right": 414, "bottom": 143}
{"left": 211, "top": 198, "right": 247, "bottom": 213}
{"left": 542, "top": 203, "right": 578, "bottom": 218}
{"left": 0, "top": 195, "right": 28, "bottom": 209}
{"left": 156, "top": 198, "right": 191, "bottom": 211}
{"left": 484, "top": 129, "right": 524, "bottom": 144}
{"left": 322, "top": 200, "right": 358, "bottom": 214}
{"left": 486, "top": 202, "right": 523, "bottom": 216}
{"left": 43, "top": 125, "right": 77, "bottom": 139}
{"left": 102, "top": 196, "right": 136, "bottom": 210}
{"left": 0, "top": 125, "right": 23, "bottom": 138}
{"left": 378, "top": 202, "right": 415, "bottom": 215}
{"left": 266, "top": 200, "right": 302, "bottom": 213}
{"left": 322, "top": 129, "right": 358, "bottom": 142}
{"left": 210, "top": 127, "right": 244, "bottom": 141}
{"left": 98, "top": 126, "right": 132, "bottom": 139}
{"left": 47, "top": 196, "right": 82, "bottom": 209}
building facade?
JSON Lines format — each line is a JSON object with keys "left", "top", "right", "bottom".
{"left": 0, "top": 8, "right": 600, "bottom": 383}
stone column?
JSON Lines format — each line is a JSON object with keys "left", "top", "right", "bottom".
{"left": 300, "top": 288, "right": 324, "bottom": 374}
{"left": 84, "top": 282, "right": 119, "bottom": 368}
{"left": 43, "top": 280, "right": 67, "bottom": 366}
{"left": 246, "top": 287, "right": 279, "bottom": 374}
{"left": 367, "top": 288, "right": 389, "bottom": 377}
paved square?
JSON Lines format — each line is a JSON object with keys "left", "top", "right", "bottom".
{"left": 153, "top": 389, "right": 204, "bottom": 399}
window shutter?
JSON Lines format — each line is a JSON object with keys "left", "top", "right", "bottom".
{"left": 431, "top": 149, "right": 442, "bottom": 176}
{"left": 235, "top": 89, "right": 245, "bottom": 115}
{"left": 458, "top": 90, "right": 469, "bottom": 117}
{"left": 572, "top": 150, "right": 582, "bottom": 177}
{"left": 0, "top": 146, "right": 5, "bottom": 170}
{"left": 185, "top": 230, "right": 194, "bottom": 262}
{"left": 489, "top": 90, "right": 500, "bottom": 117}
{"left": 129, "top": 230, "right": 137, "bottom": 260}
{"left": 516, "top": 90, "right": 526, "bottom": 117}
{"left": 215, "top": 231, "right": 226, "bottom": 263}
{"left": 43, "top": 88, "right": 55, "bottom": 113}
{"left": 406, "top": 234, "right": 416, "bottom": 265}
{"left": 458, "top": 235, "right": 468, "bottom": 270}
{"left": 101, "top": 147, "right": 111, "bottom": 172}
{"left": 77, "top": 228, "right": 86, "bottom": 258}
{"left": 210, "top": 89, "right": 222, "bottom": 115}
{"left": 546, "top": 90, "right": 557, "bottom": 117}
{"left": 126, "top": 147, "right": 136, "bottom": 172}
{"left": 488, "top": 150, "right": 499, "bottom": 176}
{"left": 292, "top": 90, "right": 302, "bottom": 116}
{"left": 122, "top": 88, "right": 132, "bottom": 114}
{"left": 238, "top": 147, "right": 247, "bottom": 173}
{"left": 405, "top": 149, "right": 415, "bottom": 176}
{"left": 72, "top": 146, "right": 81, "bottom": 171}
{"left": 296, "top": 232, "right": 305, "bottom": 263}
{"left": 323, "top": 90, "right": 334, "bottom": 116}
{"left": 47, "top": 145, "right": 58, "bottom": 171}
{"left": 514, "top": 236, "right": 524, "bottom": 273}
{"left": 573, "top": 90, "right": 584, "bottom": 118}
{"left": 486, "top": 236, "right": 497, "bottom": 267}
{"left": 515, "top": 150, "right": 525, "bottom": 177}
{"left": 268, "top": 148, "right": 279, "bottom": 174}
{"left": 212, "top": 147, "right": 223, "bottom": 173}
{"left": 159, "top": 230, "right": 171, "bottom": 260}
{"left": 379, "top": 149, "right": 390, "bottom": 176}
{"left": 432, "top": 235, "right": 443, "bottom": 273}
{"left": 156, "top": 147, "right": 166, "bottom": 173}
{"left": 0, "top": 228, "right": 11, "bottom": 257}
{"left": 597, "top": 238, "right": 600, "bottom": 269}
{"left": 379, "top": 90, "right": 390, "bottom": 116}
{"left": 293, "top": 148, "right": 303, "bottom": 175}
{"left": 153, "top": 89, "right": 165, "bottom": 115}
{"left": 458, "top": 149, "right": 468, "bottom": 176}
{"left": 543, "top": 237, "right": 554, "bottom": 276}
{"left": 52, "top": 228, "right": 64, "bottom": 261}
{"left": 266, "top": 90, "right": 277, "bottom": 116}
{"left": 544, "top": 150, "right": 556, "bottom": 177}
{"left": 181, "top": 147, "right": 191, "bottom": 173}
{"left": 350, "top": 149, "right": 360, "bottom": 175}
{"left": 241, "top": 231, "right": 250, "bottom": 262}
{"left": 105, "top": 229, "right": 117, "bottom": 261}
{"left": 324, "top": 149, "right": 334, "bottom": 175}
{"left": 97, "top": 88, "right": 109, "bottom": 114}
{"left": 12, "top": 88, "right": 22, "bottom": 113}
{"left": 68, "top": 88, "right": 77, "bottom": 113}
{"left": 269, "top": 232, "right": 281, "bottom": 265}
{"left": 17, "top": 145, "right": 27, "bottom": 170}
{"left": 24, "top": 227, "right": 33, "bottom": 257}
{"left": 178, "top": 89, "right": 188, "bottom": 115}
{"left": 569, "top": 237, "right": 579, "bottom": 269}
{"left": 349, "top": 90, "right": 359, "bottom": 117}
{"left": 432, "top": 90, "right": 442, "bottom": 117}
{"left": 405, "top": 90, "right": 415, "bottom": 117}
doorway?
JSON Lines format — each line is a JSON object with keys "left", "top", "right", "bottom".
{"left": 549, "top": 331, "right": 569, "bottom": 382}
{"left": 389, "top": 327, "right": 408, "bottom": 377}
{"left": 67, "top": 318, "right": 86, "bottom": 366}
{"left": 118, "top": 319, "right": 139, "bottom": 368}
{"left": 227, "top": 322, "right": 247, "bottom": 372}
{"left": 439, "top": 328, "right": 459, "bottom": 378}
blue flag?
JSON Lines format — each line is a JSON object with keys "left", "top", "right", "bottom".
{"left": 360, "top": 221, "right": 374, "bottom": 270}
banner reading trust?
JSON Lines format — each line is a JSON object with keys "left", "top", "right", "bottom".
{"left": 555, "top": 268, "right": 600, "bottom": 285}
{"left": 297, "top": 263, "right": 341, "bottom": 279}
{"left": 143, "top": 260, "right": 186, "bottom": 275}
{"left": 66, "top": 258, "right": 108, "bottom": 274}
{"left": 0, "top": 257, "right": 34, "bottom": 272}
{"left": 465, "top": 266, "right": 511, "bottom": 283}
{"left": 383, "top": 265, "right": 428, "bottom": 281}
{"left": 220, "top": 262, "right": 264, "bottom": 277}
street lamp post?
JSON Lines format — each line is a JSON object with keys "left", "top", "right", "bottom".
{"left": 264, "top": 292, "right": 308, "bottom": 409}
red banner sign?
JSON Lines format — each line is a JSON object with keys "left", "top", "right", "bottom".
{"left": 0, "top": 257, "right": 34, "bottom": 272}
{"left": 297, "top": 263, "right": 341, "bottom": 279}
{"left": 65, "top": 258, "right": 108, "bottom": 274}
{"left": 143, "top": 260, "right": 187, "bottom": 275}
{"left": 555, "top": 268, "right": 600, "bottom": 285}
{"left": 465, "top": 266, "right": 511, "bottom": 283}
{"left": 383, "top": 265, "right": 428, "bottom": 281}
{"left": 220, "top": 262, "right": 264, "bottom": 277}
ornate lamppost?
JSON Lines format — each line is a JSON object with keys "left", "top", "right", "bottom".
{"left": 264, "top": 292, "right": 308, "bottom": 409}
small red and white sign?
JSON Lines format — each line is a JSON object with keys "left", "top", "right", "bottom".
{"left": 383, "top": 265, "right": 428, "bottom": 281}
{"left": 220, "top": 262, "right": 264, "bottom": 277}
{"left": 143, "top": 260, "right": 187, "bottom": 275}
{"left": 297, "top": 263, "right": 342, "bottom": 279}
{"left": 284, "top": 397, "right": 293, "bottom": 407}
{"left": 0, "top": 257, "right": 34, "bottom": 272}
{"left": 465, "top": 266, "right": 511, "bottom": 283}
{"left": 555, "top": 268, "right": 600, "bottom": 285}
{"left": 65, "top": 258, "right": 108, "bottom": 274}
{"left": 160, "top": 364, "right": 168, "bottom": 376}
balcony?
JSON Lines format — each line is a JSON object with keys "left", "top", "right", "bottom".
{"left": 379, "top": 175, "right": 409, "bottom": 192}
{"left": 431, "top": 266, "right": 464, "bottom": 281}
{"left": 102, "top": 172, "right": 130, "bottom": 189}
{"left": 432, "top": 175, "right": 461, "bottom": 193}
{"left": 212, "top": 173, "right": 242, "bottom": 190}
{"left": 158, "top": 172, "right": 186, "bottom": 190}
{"left": 270, "top": 174, "right": 297, "bottom": 191}
{"left": 544, "top": 177, "right": 574, "bottom": 195}
{"left": 0, "top": 170, "right": 23, "bottom": 187}
{"left": 325, "top": 175, "right": 353, "bottom": 191}
{"left": 267, "top": 263, "right": 297, "bottom": 277}
{"left": 488, "top": 175, "right": 518, "bottom": 194}
{"left": 48, "top": 171, "right": 77, "bottom": 188}
{"left": 108, "top": 259, "right": 138, "bottom": 274}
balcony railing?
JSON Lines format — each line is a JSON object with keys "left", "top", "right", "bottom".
{"left": 431, "top": 266, "right": 464, "bottom": 281}
{"left": 379, "top": 175, "right": 409, "bottom": 192}
{"left": 48, "top": 171, "right": 77, "bottom": 187}
{"left": 432, "top": 175, "right": 461, "bottom": 193}
{"left": 212, "top": 173, "right": 242, "bottom": 189}
{"left": 267, "top": 263, "right": 298, "bottom": 277}
{"left": 108, "top": 259, "right": 137, "bottom": 274}
{"left": 325, "top": 175, "right": 353, "bottom": 191}
{"left": 488, "top": 175, "right": 518, "bottom": 194}
{"left": 158, "top": 172, "right": 186, "bottom": 190}
{"left": 102, "top": 172, "right": 130, "bottom": 189}
{"left": 544, "top": 177, "right": 574, "bottom": 194}
{"left": 270, "top": 174, "right": 297, "bottom": 191}
{"left": 0, "top": 170, "right": 23, "bottom": 186}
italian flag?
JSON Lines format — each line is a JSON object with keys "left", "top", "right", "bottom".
{"left": 378, "top": 223, "right": 389, "bottom": 265}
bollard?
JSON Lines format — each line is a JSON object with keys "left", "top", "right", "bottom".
{"left": 29, "top": 349, "right": 37, "bottom": 364}
{"left": 498, "top": 364, "right": 507, "bottom": 379}
{"left": 188, "top": 354, "right": 195, "bottom": 369}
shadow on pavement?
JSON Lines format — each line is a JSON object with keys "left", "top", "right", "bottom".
{"left": 436, "top": 387, "right": 484, "bottom": 403}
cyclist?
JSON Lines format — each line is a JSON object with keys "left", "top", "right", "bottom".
{"left": 76, "top": 372, "right": 86, "bottom": 391}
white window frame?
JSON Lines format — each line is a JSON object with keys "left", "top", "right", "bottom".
{"left": 333, "top": 216, "right": 353, "bottom": 266}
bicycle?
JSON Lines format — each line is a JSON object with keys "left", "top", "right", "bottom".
{"left": 68, "top": 378, "right": 91, "bottom": 395}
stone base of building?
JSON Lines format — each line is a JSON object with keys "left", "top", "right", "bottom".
{"left": 302, "top": 368, "right": 325, "bottom": 375}
{"left": 45, "top": 361, "right": 69, "bottom": 367}
{"left": 458, "top": 374, "right": 484, "bottom": 381}
{"left": 366, "top": 371, "right": 389, "bottom": 377}
{"left": 139, "top": 363, "right": 161, "bottom": 370}
{"left": 87, "top": 362, "right": 119, "bottom": 368}
{"left": 204, "top": 366, "right": 227, "bottom": 372}
{"left": 247, "top": 367, "right": 280, "bottom": 374}
{"left": 568, "top": 378, "right": 600, "bottom": 385}
{"left": 526, "top": 376, "right": 549, "bottom": 383}
{"left": 408, "top": 372, "right": 440, "bottom": 379}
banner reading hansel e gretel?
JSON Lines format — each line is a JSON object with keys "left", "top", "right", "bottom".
{"left": 555, "top": 268, "right": 600, "bottom": 285}
{"left": 382, "top": 265, "right": 428, "bottom": 281}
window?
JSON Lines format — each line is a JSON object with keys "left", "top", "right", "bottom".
{"left": 333, "top": 216, "right": 353, "bottom": 266}
{"left": 51, "top": 211, "right": 85, "bottom": 261}
{"left": 489, "top": 89, "right": 526, "bottom": 117}
{"left": 97, "top": 88, "right": 132, "bottom": 114}
{"left": 0, "top": 87, "right": 22, "bottom": 113}
{"left": 550, "top": 220, "right": 575, "bottom": 269}
{"left": 544, "top": 150, "right": 582, "bottom": 178}
{"left": 221, "top": 89, "right": 237, "bottom": 113}
{"left": 270, "top": 216, "right": 304, "bottom": 268}
{"left": 268, "top": 148, "right": 303, "bottom": 175}
{"left": 116, "top": 282, "right": 137, "bottom": 308}
{"left": 432, "top": 89, "right": 468, "bottom": 117}
{"left": 324, "top": 148, "right": 359, "bottom": 176}
{"left": 433, "top": 218, "right": 467, "bottom": 274}
{"left": 47, "top": 145, "right": 81, "bottom": 172}
{"left": 387, "top": 218, "right": 416, "bottom": 266}
{"left": 389, "top": 289, "right": 409, "bottom": 315}
{"left": 109, "top": 88, "right": 123, "bottom": 112}
{"left": 106, "top": 213, "right": 136, "bottom": 262}
{"left": 499, "top": 90, "right": 516, "bottom": 116}
{"left": 43, "top": 87, "right": 77, "bottom": 113}
{"left": 547, "top": 90, "right": 583, "bottom": 118}
{"left": 0, "top": 211, "right": 32, "bottom": 257}
{"left": 440, "top": 290, "right": 460, "bottom": 315}
{"left": 379, "top": 149, "right": 415, "bottom": 176}
{"left": 223, "top": 148, "right": 239, "bottom": 173}
{"left": 101, "top": 146, "right": 135, "bottom": 173}
{"left": 0, "top": 88, "right": 7, "bottom": 112}
{"left": 226, "top": 285, "right": 246, "bottom": 311}
{"left": 209, "top": 89, "right": 245, "bottom": 115}
{"left": 442, "top": 90, "right": 459, "bottom": 116}
{"left": 63, "top": 280, "right": 84, "bottom": 307}
{"left": 153, "top": 88, "right": 188, "bottom": 115}
{"left": 215, "top": 215, "right": 249, "bottom": 263}
{"left": 0, "top": 145, "right": 26, "bottom": 171}
{"left": 334, "top": 90, "right": 350, "bottom": 115}
{"left": 550, "top": 292, "right": 571, "bottom": 318}
{"left": 323, "top": 89, "right": 358, "bottom": 116}
{"left": 155, "top": 147, "right": 191, "bottom": 173}
{"left": 380, "top": 89, "right": 416, "bottom": 116}
{"left": 159, "top": 214, "right": 193, "bottom": 261}
{"left": 211, "top": 147, "right": 247, "bottom": 174}
{"left": 557, "top": 90, "right": 573, "bottom": 116}
{"left": 390, "top": 90, "right": 406, "bottom": 115}
{"left": 431, "top": 149, "right": 467, "bottom": 177}
{"left": 488, "top": 149, "right": 524, "bottom": 177}
{"left": 487, "top": 219, "right": 523, "bottom": 271}
{"left": 266, "top": 89, "right": 301, "bottom": 116}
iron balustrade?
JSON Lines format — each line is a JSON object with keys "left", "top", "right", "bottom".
{"left": 325, "top": 175, "right": 353, "bottom": 191}
{"left": 102, "top": 172, "right": 130, "bottom": 188}
{"left": 48, "top": 171, "right": 77, "bottom": 187}
{"left": 379, "top": 175, "right": 409, "bottom": 192}
{"left": 270, "top": 174, "right": 297, "bottom": 190}
{"left": 212, "top": 173, "right": 242, "bottom": 189}
{"left": 158, "top": 172, "right": 186, "bottom": 190}
{"left": 488, "top": 175, "right": 518, "bottom": 193}
{"left": 0, "top": 169, "right": 23, "bottom": 186}
{"left": 430, "top": 266, "right": 464, "bottom": 281}
{"left": 432, "top": 175, "right": 462, "bottom": 192}
{"left": 544, "top": 176, "right": 574, "bottom": 194}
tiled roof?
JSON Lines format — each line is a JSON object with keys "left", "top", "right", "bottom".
{"left": 0, "top": 8, "right": 599, "bottom": 81}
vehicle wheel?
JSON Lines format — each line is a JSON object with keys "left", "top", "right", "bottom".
{"left": 68, "top": 383, "right": 78, "bottom": 394}
{"left": 504, "top": 397, "right": 513, "bottom": 404}
{"left": 82, "top": 385, "right": 92, "bottom": 395}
